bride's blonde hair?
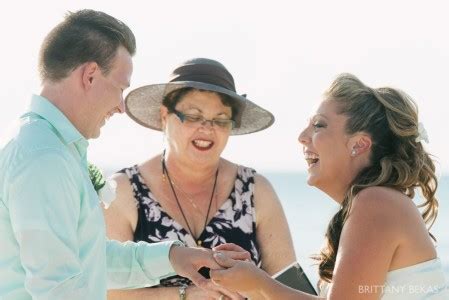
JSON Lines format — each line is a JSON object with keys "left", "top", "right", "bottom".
{"left": 315, "top": 74, "right": 438, "bottom": 289}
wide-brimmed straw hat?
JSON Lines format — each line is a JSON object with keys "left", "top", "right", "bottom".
{"left": 125, "top": 58, "right": 274, "bottom": 135}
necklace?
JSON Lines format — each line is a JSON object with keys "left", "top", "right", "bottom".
{"left": 161, "top": 152, "right": 219, "bottom": 246}
{"left": 166, "top": 175, "right": 200, "bottom": 210}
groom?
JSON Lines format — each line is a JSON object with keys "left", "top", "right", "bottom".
{"left": 0, "top": 9, "right": 221, "bottom": 299}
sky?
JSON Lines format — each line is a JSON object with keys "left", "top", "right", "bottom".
{"left": 1, "top": 0, "right": 448, "bottom": 174}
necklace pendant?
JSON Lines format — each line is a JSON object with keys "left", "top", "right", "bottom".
{"left": 197, "top": 240, "right": 202, "bottom": 246}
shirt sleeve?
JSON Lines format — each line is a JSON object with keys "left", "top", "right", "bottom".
{"left": 106, "top": 239, "right": 182, "bottom": 289}
{"left": 8, "top": 150, "right": 88, "bottom": 299}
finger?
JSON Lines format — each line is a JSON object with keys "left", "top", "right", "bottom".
{"left": 202, "top": 281, "right": 228, "bottom": 299}
{"left": 215, "top": 285, "right": 244, "bottom": 300}
{"left": 210, "top": 268, "right": 227, "bottom": 284}
{"left": 229, "top": 293, "right": 245, "bottom": 300}
{"left": 218, "top": 250, "right": 251, "bottom": 261}
{"left": 205, "top": 278, "right": 241, "bottom": 299}
{"left": 213, "top": 252, "right": 238, "bottom": 268}
{"left": 184, "top": 266, "right": 209, "bottom": 289}
{"left": 193, "top": 248, "right": 225, "bottom": 270}
{"left": 202, "top": 253, "right": 225, "bottom": 270}
{"left": 213, "top": 243, "right": 245, "bottom": 252}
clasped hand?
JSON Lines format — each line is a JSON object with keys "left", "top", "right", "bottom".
{"left": 169, "top": 244, "right": 253, "bottom": 300}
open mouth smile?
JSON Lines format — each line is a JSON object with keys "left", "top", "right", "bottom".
{"left": 192, "top": 139, "right": 214, "bottom": 151}
{"left": 304, "top": 151, "right": 320, "bottom": 168}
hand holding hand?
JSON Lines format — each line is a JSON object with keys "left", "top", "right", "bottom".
{"left": 210, "top": 251, "right": 269, "bottom": 295}
{"left": 169, "top": 245, "right": 222, "bottom": 289}
{"left": 213, "top": 243, "right": 252, "bottom": 262}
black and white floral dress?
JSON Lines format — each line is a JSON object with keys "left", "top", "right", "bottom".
{"left": 118, "top": 165, "right": 261, "bottom": 287}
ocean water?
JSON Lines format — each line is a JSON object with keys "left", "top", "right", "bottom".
{"left": 264, "top": 172, "right": 449, "bottom": 286}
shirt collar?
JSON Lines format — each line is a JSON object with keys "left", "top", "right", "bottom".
{"left": 27, "top": 94, "right": 88, "bottom": 149}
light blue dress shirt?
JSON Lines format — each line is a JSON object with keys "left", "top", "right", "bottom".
{"left": 0, "top": 95, "right": 180, "bottom": 299}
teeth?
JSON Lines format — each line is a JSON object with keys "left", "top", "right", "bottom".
{"left": 304, "top": 152, "right": 319, "bottom": 166}
{"left": 306, "top": 158, "right": 319, "bottom": 165}
{"left": 193, "top": 140, "right": 212, "bottom": 148}
{"left": 304, "top": 152, "right": 319, "bottom": 160}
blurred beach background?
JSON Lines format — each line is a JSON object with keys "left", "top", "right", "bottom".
{"left": 1, "top": 0, "right": 448, "bottom": 288}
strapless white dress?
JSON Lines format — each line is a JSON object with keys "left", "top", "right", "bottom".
{"left": 319, "top": 258, "right": 448, "bottom": 299}
{"left": 381, "top": 258, "right": 448, "bottom": 299}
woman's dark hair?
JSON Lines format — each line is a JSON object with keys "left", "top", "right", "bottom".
{"left": 162, "top": 87, "right": 240, "bottom": 120}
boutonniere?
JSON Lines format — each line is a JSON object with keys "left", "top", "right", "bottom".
{"left": 88, "top": 163, "right": 117, "bottom": 209}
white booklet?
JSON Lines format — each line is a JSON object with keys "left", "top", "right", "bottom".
{"left": 272, "top": 262, "right": 317, "bottom": 295}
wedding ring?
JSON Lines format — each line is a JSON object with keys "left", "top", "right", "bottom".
{"left": 219, "top": 295, "right": 225, "bottom": 300}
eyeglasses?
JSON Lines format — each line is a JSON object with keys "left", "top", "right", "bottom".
{"left": 171, "top": 109, "right": 235, "bottom": 130}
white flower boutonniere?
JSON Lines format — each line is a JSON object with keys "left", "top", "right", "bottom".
{"left": 88, "top": 163, "right": 117, "bottom": 209}
{"left": 98, "top": 179, "right": 117, "bottom": 209}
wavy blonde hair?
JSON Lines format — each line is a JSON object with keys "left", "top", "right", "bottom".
{"left": 315, "top": 74, "right": 439, "bottom": 288}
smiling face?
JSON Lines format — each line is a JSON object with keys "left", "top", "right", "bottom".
{"left": 86, "top": 46, "right": 133, "bottom": 139}
{"left": 161, "top": 90, "right": 233, "bottom": 166}
{"left": 298, "top": 99, "right": 368, "bottom": 201}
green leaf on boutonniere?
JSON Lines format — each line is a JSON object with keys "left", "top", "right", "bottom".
{"left": 88, "top": 162, "right": 106, "bottom": 193}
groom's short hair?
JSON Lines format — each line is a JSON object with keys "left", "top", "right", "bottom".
{"left": 38, "top": 9, "right": 136, "bottom": 82}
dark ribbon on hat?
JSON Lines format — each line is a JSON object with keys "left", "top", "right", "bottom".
{"left": 169, "top": 63, "right": 236, "bottom": 92}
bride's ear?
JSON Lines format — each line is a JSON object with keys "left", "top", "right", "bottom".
{"left": 348, "top": 134, "right": 372, "bottom": 157}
